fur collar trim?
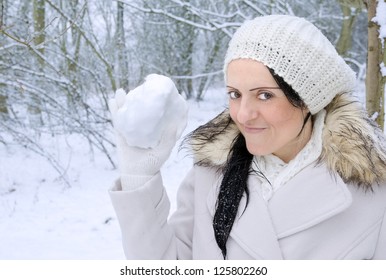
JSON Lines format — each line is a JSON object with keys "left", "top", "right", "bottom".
{"left": 186, "top": 93, "right": 386, "bottom": 189}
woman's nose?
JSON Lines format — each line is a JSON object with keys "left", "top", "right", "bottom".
{"left": 237, "top": 97, "right": 258, "bottom": 124}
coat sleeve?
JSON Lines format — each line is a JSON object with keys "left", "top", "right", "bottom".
{"left": 109, "top": 169, "right": 196, "bottom": 259}
{"left": 373, "top": 210, "right": 386, "bottom": 259}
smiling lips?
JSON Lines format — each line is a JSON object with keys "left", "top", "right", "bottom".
{"left": 243, "top": 125, "right": 267, "bottom": 133}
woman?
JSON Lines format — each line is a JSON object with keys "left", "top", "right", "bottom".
{"left": 108, "top": 15, "right": 386, "bottom": 259}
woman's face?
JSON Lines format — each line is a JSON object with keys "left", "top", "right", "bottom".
{"left": 227, "top": 59, "right": 311, "bottom": 163}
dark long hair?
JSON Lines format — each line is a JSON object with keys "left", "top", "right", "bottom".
{"left": 213, "top": 67, "right": 309, "bottom": 259}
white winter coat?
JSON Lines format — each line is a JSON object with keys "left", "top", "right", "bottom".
{"left": 109, "top": 94, "right": 386, "bottom": 259}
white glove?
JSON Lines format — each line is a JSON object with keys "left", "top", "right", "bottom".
{"left": 109, "top": 74, "right": 188, "bottom": 190}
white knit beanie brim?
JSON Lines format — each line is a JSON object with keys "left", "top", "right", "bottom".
{"left": 224, "top": 15, "right": 357, "bottom": 114}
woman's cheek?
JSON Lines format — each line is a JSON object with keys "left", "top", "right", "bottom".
{"left": 229, "top": 103, "right": 238, "bottom": 123}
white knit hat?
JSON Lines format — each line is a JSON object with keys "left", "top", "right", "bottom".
{"left": 224, "top": 15, "right": 357, "bottom": 114}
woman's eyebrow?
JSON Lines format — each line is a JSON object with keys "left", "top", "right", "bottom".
{"left": 249, "top": 86, "right": 280, "bottom": 92}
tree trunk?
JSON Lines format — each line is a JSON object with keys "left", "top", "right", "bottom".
{"left": 33, "top": 0, "right": 45, "bottom": 65}
{"left": 336, "top": 4, "right": 359, "bottom": 56}
{"left": 28, "top": 0, "right": 46, "bottom": 125}
{"left": 0, "top": 94, "right": 7, "bottom": 114}
{"left": 365, "top": 0, "right": 385, "bottom": 130}
{"left": 1, "top": 0, "right": 6, "bottom": 28}
{"left": 0, "top": 0, "right": 8, "bottom": 115}
{"left": 116, "top": 1, "right": 129, "bottom": 89}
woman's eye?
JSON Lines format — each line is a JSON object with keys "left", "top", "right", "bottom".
{"left": 258, "top": 91, "right": 273, "bottom": 100}
{"left": 228, "top": 91, "right": 240, "bottom": 99}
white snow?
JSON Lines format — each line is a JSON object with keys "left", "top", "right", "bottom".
{"left": 0, "top": 87, "right": 228, "bottom": 259}
{"left": 374, "top": 1, "right": 386, "bottom": 41}
{"left": 373, "top": 1, "right": 386, "bottom": 79}
{"left": 370, "top": 111, "right": 379, "bottom": 121}
{"left": 381, "top": 62, "right": 386, "bottom": 77}
{"left": 114, "top": 74, "right": 188, "bottom": 149}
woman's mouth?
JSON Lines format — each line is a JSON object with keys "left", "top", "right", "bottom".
{"left": 243, "top": 126, "right": 267, "bottom": 134}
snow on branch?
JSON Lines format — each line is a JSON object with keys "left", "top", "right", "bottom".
{"left": 242, "top": 0, "right": 269, "bottom": 15}
{"left": 171, "top": 70, "right": 223, "bottom": 80}
{"left": 119, "top": 0, "right": 239, "bottom": 37}
{"left": 373, "top": 0, "right": 386, "bottom": 47}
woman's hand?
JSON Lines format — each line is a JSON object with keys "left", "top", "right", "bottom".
{"left": 108, "top": 74, "right": 188, "bottom": 190}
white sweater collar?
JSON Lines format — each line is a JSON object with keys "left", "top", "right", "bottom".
{"left": 254, "top": 109, "right": 326, "bottom": 192}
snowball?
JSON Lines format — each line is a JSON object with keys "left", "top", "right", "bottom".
{"left": 115, "top": 74, "right": 188, "bottom": 149}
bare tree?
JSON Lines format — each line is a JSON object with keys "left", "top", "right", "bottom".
{"left": 116, "top": 1, "right": 129, "bottom": 89}
{"left": 28, "top": 0, "right": 46, "bottom": 125}
{"left": 365, "top": 0, "right": 385, "bottom": 130}
{"left": 336, "top": 0, "right": 364, "bottom": 56}
{"left": 33, "top": 0, "right": 45, "bottom": 64}
{"left": 0, "top": 0, "right": 7, "bottom": 114}
{"left": 0, "top": 0, "right": 118, "bottom": 174}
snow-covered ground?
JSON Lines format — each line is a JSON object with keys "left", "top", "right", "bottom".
{"left": 0, "top": 89, "right": 228, "bottom": 260}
